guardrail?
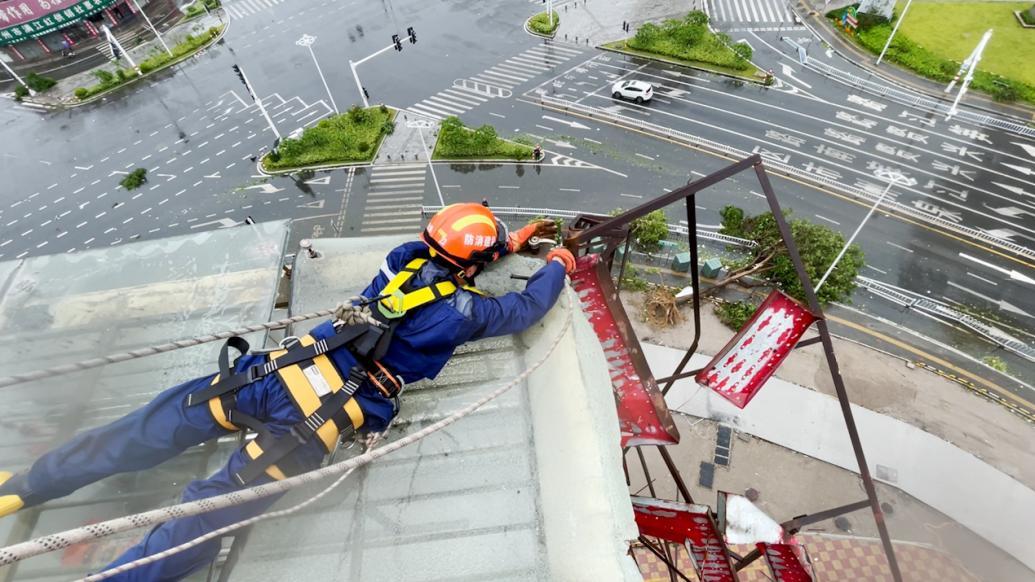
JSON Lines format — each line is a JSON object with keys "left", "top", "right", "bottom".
{"left": 785, "top": 40, "right": 1035, "bottom": 138}
{"left": 533, "top": 95, "right": 1035, "bottom": 261}
{"left": 420, "top": 205, "right": 758, "bottom": 248}
{"left": 856, "top": 276, "right": 1035, "bottom": 363}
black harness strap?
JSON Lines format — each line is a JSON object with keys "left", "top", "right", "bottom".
{"left": 185, "top": 324, "right": 369, "bottom": 407}
{"left": 232, "top": 366, "right": 367, "bottom": 485}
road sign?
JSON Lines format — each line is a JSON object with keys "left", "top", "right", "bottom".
{"left": 696, "top": 291, "right": 818, "bottom": 409}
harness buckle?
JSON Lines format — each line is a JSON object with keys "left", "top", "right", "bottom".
{"left": 377, "top": 289, "right": 407, "bottom": 319}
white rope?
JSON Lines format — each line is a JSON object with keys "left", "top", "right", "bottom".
{"left": 0, "top": 288, "right": 575, "bottom": 575}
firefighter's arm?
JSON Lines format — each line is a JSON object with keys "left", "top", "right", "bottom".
{"left": 465, "top": 256, "right": 570, "bottom": 340}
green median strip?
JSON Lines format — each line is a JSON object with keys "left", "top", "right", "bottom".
{"left": 74, "top": 25, "right": 225, "bottom": 102}
{"left": 432, "top": 116, "right": 534, "bottom": 161}
{"left": 602, "top": 12, "right": 763, "bottom": 82}
{"left": 528, "top": 11, "right": 560, "bottom": 36}
{"left": 261, "top": 106, "right": 396, "bottom": 172}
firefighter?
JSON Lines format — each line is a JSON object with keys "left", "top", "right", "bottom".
{"left": 0, "top": 203, "right": 576, "bottom": 581}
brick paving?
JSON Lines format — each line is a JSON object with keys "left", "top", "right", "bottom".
{"left": 633, "top": 533, "right": 982, "bottom": 581}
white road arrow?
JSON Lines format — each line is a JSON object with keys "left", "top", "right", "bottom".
{"left": 779, "top": 63, "right": 812, "bottom": 89}
{"left": 959, "top": 252, "right": 1035, "bottom": 285}
{"left": 191, "top": 218, "right": 240, "bottom": 229}
{"left": 545, "top": 138, "right": 576, "bottom": 149}
{"left": 244, "top": 184, "right": 285, "bottom": 194}
{"left": 947, "top": 281, "right": 1032, "bottom": 319}
{"left": 542, "top": 115, "right": 591, "bottom": 130}
{"left": 109, "top": 170, "right": 129, "bottom": 177}
{"left": 156, "top": 173, "right": 176, "bottom": 182}
{"left": 298, "top": 199, "right": 326, "bottom": 209}
{"left": 74, "top": 164, "right": 94, "bottom": 171}
{"left": 984, "top": 228, "right": 1021, "bottom": 240}
{"left": 992, "top": 182, "right": 1034, "bottom": 198}
{"left": 1012, "top": 141, "right": 1035, "bottom": 159}
{"left": 1001, "top": 162, "right": 1033, "bottom": 176}
{"left": 304, "top": 176, "right": 331, "bottom": 185}
{"left": 983, "top": 204, "right": 1034, "bottom": 219}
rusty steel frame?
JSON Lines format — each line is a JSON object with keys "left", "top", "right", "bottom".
{"left": 568, "top": 154, "right": 903, "bottom": 582}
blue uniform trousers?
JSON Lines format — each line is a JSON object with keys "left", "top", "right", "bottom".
{"left": 14, "top": 354, "right": 326, "bottom": 581}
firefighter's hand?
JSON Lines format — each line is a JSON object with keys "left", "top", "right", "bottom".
{"left": 546, "top": 248, "right": 576, "bottom": 274}
{"left": 333, "top": 296, "right": 378, "bottom": 327}
{"left": 507, "top": 219, "right": 559, "bottom": 252}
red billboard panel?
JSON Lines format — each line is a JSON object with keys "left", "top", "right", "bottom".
{"left": 570, "top": 254, "right": 679, "bottom": 446}
{"left": 759, "top": 543, "right": 815, "bottom": 582}
{"left": 696, "top": 290, "right": 817, "bottom": 408}
{"left": 630, "top": 496, "right": 739, "bottom": 582}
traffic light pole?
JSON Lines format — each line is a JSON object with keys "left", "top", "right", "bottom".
{"left": 0, "top": 58, "right": 33, "bottom": 96}
{"left": 102, "top": 24, "right": 140, "bottom": 74}
{"left": 234, "top": 64, "right": 282, "bottom": 142}
{"left": 348, "top": 31, "right": 414, "bottom": 108}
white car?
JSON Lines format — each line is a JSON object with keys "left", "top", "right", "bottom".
{"left": 611, "top": 80, "right": 653, "bottom": 104}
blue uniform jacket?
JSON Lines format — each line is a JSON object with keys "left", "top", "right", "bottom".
{"left": 308, "top": 241, "right": 566, "bottom": 432}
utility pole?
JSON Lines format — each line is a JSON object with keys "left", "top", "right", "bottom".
{"left": 129, "top": 0, "right": 173, "bottom": 56}
{"left": 875, "top": 0, "right": 912, "bottom": 66}
{"left": 0, "top": 59, "right": 33, "bottom": 96}
{"left": 815, "top": 173, "right": 904, "bottom": 293}
{"left": 944, "top": 29, "right": 993, "bottom": 120}
{"left": 349, "top": 28, "right": 415, "bottom": 108}
{"left": 296, "top": 34, "right": 339, "bottom": 114}
{"left": 232, "top": 63, "right": 282, "bottom": 143}
{"left": 101, "top": 24, "right": 140, "bottom": 74}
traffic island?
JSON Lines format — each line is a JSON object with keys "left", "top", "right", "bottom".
{"left": 600, "top": 11, "right": 763, "bottom": 83}
{"left": 431, "top": 116, "right": 534, "bottom": 161}
{"left": 526, "top": 11, "right": 560, "bottom": 37}
{"left": 260, "top": 106, "right": 397, "bottom": 174}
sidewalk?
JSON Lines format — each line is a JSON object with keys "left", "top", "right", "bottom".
{"left": 551, "top": 0, "right": 706, "bottom": 47}
{"left": 625, "top": 293, "right": 1035, "bottom": 574}
{"left": 792, "top": 0, "right": 1035, "bottom": 123}
{"left": 374, "top": 111, "right": 440, "bottom": 164}
{"left": 21, "top": 11, "right": 226, "bottom": 108}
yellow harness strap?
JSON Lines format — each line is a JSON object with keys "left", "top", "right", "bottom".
{"left": 378, "top": 258, "right": 483, "bottom": 315}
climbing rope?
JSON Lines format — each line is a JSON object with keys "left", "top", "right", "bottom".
{"left": 0, "top": 288, "right": 575, "bottom": 574}
{"left": 0, "top": 309, "right": 336, "bottom": 389}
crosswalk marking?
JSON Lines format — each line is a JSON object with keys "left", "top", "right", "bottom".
{"left": 360, "top": 165, "right": 426, "bottom": 235}
{"left": 406, "top": 43, "right": 583, "bottom": 121}
{"left": 711, "top": 0, "right": 795, "bottom": 25}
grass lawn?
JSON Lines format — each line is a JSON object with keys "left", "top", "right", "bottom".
{"left": 603, "top": 40, "right": 761, "bottom": 80}
{"left": 895, "top": 1, "right": 1034, "bottom": 86}
{"left": 264, "top": 106, "right": 395, "bottom": 170}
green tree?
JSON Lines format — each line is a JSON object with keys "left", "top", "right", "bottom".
{"left": 631, "top": 210, "right": 669, "bottom": 253}
{"left": 713, "top": 205, "right": 864, "bottom": 303}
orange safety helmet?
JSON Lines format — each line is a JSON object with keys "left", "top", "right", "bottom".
{"left": 421, "top": 203, "right": 509, "bottom": 269}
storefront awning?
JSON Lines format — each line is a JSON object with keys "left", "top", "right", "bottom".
{"left": 0, "top": 0, "right": 117, "bottom": 46}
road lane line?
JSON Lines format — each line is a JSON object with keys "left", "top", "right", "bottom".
{"left": 815, "top": 214, "right": 840, "bottom": 225}
{"left": 887, "top": 241, "right": 914, "bottom": 253}
{"left": 966, "top": 271, "right": 998, "bottom": 286}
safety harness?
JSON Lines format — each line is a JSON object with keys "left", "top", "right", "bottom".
{"left": 185, "top": 258, "right": 470, "bottom": 485}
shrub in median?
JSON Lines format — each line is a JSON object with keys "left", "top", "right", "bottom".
{"left": 627, "top": 11, "right": 752, "bottom": 71}
{"left": 26, "top": 72, "right": 56, "bottom": 92}
{"left": 14, "top": 84, "right": 28, "bottom": 101}
{"left": 433, "top": 116, "right": 533, "bottom": 160}
{"left": 264, "top": 106, "right": 395, "bottom": 170}
{"left": 529, "top": 11, "right": 560, "bottom": 35}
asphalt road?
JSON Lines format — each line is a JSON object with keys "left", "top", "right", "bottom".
{"left": 0, "top": 0, "right": 1032, "bottom": 391}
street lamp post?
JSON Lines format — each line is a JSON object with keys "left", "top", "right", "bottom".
{"left": 875, "top": 0, "right": 913, "bottom": 66}
{"left": 0, "top": 58, "right": 33, "bottom": 96}
{"left": 129, "top": 0, "right": 173, "bottom": 56}
{"left": 944, "top": 29, "right": 993, "bottom": 120}
{"left": 296, "top": 34, "right": 339, "bottom": 114}
{"left": 814, "top": 173, "right": 904, "bottom": 293}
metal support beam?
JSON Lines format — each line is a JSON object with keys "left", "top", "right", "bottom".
{"left": 657, "top": 446, "right": 693, "bottom": 504}
{"left": 637, "top": 537, "right": 696, "bottom": 582}
{"left": 753, "top": 162, "right": 903, "bottom": 582}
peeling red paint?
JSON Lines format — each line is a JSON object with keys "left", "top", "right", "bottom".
{"left": 759, "top": 542, "right": 815, "bottom": 582}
